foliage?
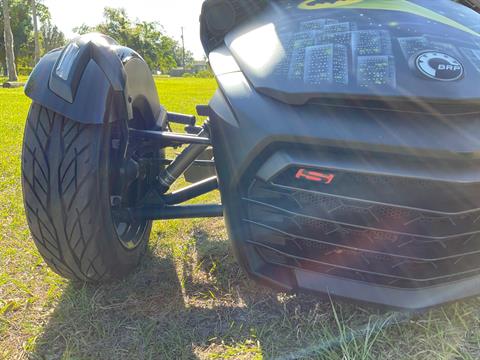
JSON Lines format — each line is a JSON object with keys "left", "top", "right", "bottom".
{"left": 1, "top": 0, "right": 32, "bottom": 72}
{"left": 194, "top": 69, "right": 214, "bottom": 78}
{"left": 182, "top": 70, "right": 214, "bottom": 79}
{"left": 16, "top": 65, "right": 32, "bottom": 75}
{"left": 0, "top": 0, "right": 62, "bottom": 73}
{"left": 41, "top": 19, "right": 65, "bottom": 52}
{"left": 74, "top": 7, "right": 194, "bottom": 73}
{"left": 1, "top": 3, "right": 194, "bottom": 76}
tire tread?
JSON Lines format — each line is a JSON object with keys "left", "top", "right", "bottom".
{"left": 23, "top": 104, "right": 109, "bottom": 281}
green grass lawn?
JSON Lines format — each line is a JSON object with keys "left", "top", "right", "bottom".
{"left": 1, "top": 78, "right": 480, "bottom": 360}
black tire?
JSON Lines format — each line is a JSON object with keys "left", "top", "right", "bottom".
{"left": 22, "top": 103, "right": 152, "bottom": 282}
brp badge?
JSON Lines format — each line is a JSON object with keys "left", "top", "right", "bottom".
{"left": 413, "top": 51, "right": 464, "bottom": 82}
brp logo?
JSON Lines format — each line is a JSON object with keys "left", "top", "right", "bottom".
{"left": 414, "top": 51, "right": 464, "bottom": 82}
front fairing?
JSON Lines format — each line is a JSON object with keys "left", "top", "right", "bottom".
{"left": 203, "top": 0, "right": 480, "bottom": 107}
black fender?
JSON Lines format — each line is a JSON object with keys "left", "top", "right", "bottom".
{"left": 25, "top": 33, "right": 166, "bottom": 128}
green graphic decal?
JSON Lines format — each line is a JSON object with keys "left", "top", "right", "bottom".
{"left": 298, "top": 0, "right": 479, "bottom": 37}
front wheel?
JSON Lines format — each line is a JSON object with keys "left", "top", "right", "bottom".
{"left": 22, "top": 103, "right": 152, "bottom": 282}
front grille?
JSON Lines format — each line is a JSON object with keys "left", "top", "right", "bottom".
{"left": 242, "top": 176, "right": 480, "bottom": 289}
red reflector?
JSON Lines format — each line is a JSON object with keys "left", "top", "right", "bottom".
{"left": 295, "top": 169, "right": 335, "bottom": 184}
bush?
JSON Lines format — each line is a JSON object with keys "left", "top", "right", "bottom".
{"left": 17, "top": 66, "right": 33, "bottom": 76}
{"left": 180, "top": 70, "right": 214, "bottom": 79}
{"left": 194, "top": 70, "right": 214, "bottom": 78}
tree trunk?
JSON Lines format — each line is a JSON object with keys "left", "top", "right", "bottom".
{"left": 0, "top": 58, "right": 7, "bottom": 76}
{"left": 2, "top": 0, "right": 18, "bottom": 81}
{"left": 31, "top": 0, "right": 40, "bottom": 64}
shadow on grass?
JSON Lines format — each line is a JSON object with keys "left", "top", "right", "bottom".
{"left": 31, "top": 225, "right": 403, "bottom": 360}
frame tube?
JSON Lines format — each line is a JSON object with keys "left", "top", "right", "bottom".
{"left": 163, "top": 176, "right": 219, "bottom": 205}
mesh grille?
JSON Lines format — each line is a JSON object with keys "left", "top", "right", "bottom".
{"left": 247, "top": 182, "right": 480, "bottom": 237}
{"left": 348, "top": 173, "right": 431, "bottom": 188}
{"left": 243, "top": 178, "right": 480, "bottom": 289}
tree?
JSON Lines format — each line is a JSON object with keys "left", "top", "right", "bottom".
{"left": 96, "top": 7, "right": 131, "bottom": 45}
{"left": 2, "top": 0, "right": 18, "bottom": 81}
{"left": 31, "top": 0, "right": 39, "bottom": 63}
{"left": 1, "top": 0, "right": 35, "bottom": 73}
{"left": 74, "top": 7, "right": 195, "bottom": 73}
{"left": 41, "top": 19, "right": 65, "bottom": 52}
{"left": 0, "top": 0, "right": 54, "bottom": 74}
{"left": 174, "top": 46, "right": 194, "bottom": 70}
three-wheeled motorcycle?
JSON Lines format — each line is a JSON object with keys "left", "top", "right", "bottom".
{"left": 21, "top": 0, "right": 480, "bottom": 310}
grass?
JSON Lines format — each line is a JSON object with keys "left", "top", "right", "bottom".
{"left": 1, "top": 77, "right": 480, "bottom": 360}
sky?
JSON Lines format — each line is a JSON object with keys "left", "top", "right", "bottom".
{"left": 42, "top": 0, "right": 206, "bottom": 60}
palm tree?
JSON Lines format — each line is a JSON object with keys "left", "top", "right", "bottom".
{"left": 2, "top": 0, "right": 18, "bottom": 81}
{"left": 31, "top": 0, "right": 40, "bottom": 64}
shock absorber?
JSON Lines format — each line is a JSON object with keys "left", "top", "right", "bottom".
{"left": 157, "top": 127, "right": 210, "bottom": 189}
